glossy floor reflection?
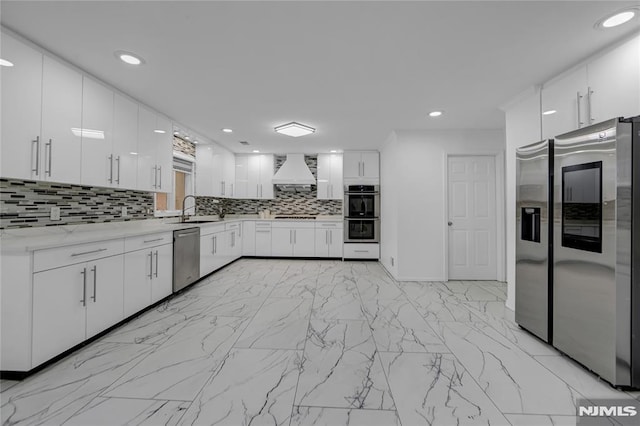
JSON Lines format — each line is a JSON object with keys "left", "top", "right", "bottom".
{"left": 1, "top": 259, "right": 634, "bottom": 425}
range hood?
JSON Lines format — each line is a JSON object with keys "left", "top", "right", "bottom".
{"left": 272, "top": 154, "right": 316, "bottom": 185}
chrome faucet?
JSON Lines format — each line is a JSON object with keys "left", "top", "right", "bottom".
{"left": 181, "top": 195, "right": 197, "bottom": 223}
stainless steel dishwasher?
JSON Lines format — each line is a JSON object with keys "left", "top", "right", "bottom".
{"left": 173, "top": 227, "right": 200, "bottom": 292}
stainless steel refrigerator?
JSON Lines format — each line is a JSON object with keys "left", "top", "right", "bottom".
{"left": 516, "top": 140, "right": 554, "bottom": 343}
{"left": 553, "top": 117, "right": 639, "bottom": 388}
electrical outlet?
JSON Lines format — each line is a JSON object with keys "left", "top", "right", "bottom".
{"left": 391, "top": 257, "right": 395, "bottom": 267}
{"left": 121, "top": 206, "right": 128, "bottom": 217}
{"left": 50, "top": 206, "right": 61, "bottom": 221}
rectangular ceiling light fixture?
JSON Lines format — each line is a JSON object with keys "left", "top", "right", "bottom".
{"left": 71, "top": 128, "right": 105, "bottom": 139}
{"left": 274, "top": 121, "right": 315, "bottom": 137}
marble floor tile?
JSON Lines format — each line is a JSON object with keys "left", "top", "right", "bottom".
{"left": 534, "top": 355, "right": 634, "bottom": 403}
{"left": 290, "top": 406, "right": 401, "bottom": 426}
{"left": 178, "top": 348, "right": 301, "bottom": 426}
{"left": 361, "top": 299, "right": 448, "bottom": 353}
{"left": 399, "top": 282, "right": 476, "bottom": 322}
{"left": 62, "top": 397, "right": 190, "bottom": 425}
{"left": 1, "top": 341, "right": 155, "bottom": 426}
{"left": 235, "top": 298, "right": 313, "bottom": 350}
{"left": 0, "top": 380, "right": 19, "bottom": 392}
{"left": 270, "top": 272, "right": 318, "bottom": 298}
{"left": 438, "top": 281, "right": 502, "bottom": 301}
{"left": 312, "top": 286, "right": 366, "bottom": 321}
{"left": 433, "top": 321, "right": 580, "bottom": 415}
{"left": 356, "top": 274, "right": 405, "bottom": 301}
{"left": 103, "top": 315, "right": 250, "bottom": 401}
{"left": 504, "top": 414, "right": 578, "bottom": 426}
{"left": 380, "top": 352, "right": 510, "bottom": 426}
{"left": 295, "top": 319, "right": 395, "bottom": 410}
{"left": 481, "top": 284, "right": 508, "bottom": 301}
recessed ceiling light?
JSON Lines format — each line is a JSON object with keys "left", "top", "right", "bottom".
{"left": 0, "top": 58, "right": 14, "bottom": 67}
{"left": 274, "top": 122, "right": 315, "bottom": 137}
{"left": 596, "top": 9, "right": 638, "bottom": 29}
{"left": 154, "top": 129, "right": 166, "bottom": 134}
{"left": 130, "top": 152, "right": 138, "bottom": 156}
{"left": 542, "top": 110, "right": 557, "bottom": 116}
{"left": 222, "top": 128, "right": 233, "bottom": 133}
{"left": 184, "top": 136, "right": 190, "bottom": 140}
{"left": 330, "top": 150, "right": 337, "bottom": 153}
{"left": 252, "top": 150, "right": 260, "bottom": 153}
{"left": 429, "top": 111, "right": 443, "bottom": 117}
{"left": 114, "top": 50, "right": 145, "bottom": 65}
{"left": 193, "top": 140, "right": 198, "bottom": 144}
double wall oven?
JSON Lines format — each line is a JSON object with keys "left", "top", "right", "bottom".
{"left": 344, "top": 185, "right": 380, "bottom": 243}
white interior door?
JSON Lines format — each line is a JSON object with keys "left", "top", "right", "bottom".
{"left": 447, "top": 156, "right": 497, "bottom": 280}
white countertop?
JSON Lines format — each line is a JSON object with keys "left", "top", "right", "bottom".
{"left": 0, "top": 215, "right": 343, "bottom": 252}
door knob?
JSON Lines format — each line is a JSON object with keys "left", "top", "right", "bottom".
{"left": 448, "top": 221, "right": 453, "bottom": 226}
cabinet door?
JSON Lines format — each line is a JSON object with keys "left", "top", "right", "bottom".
{"left": 360, "top": 152, "right": 379, "bottom": 179}
{"left": 81, "top": 77, "right": 114, "bottom": 187}
{"left": 86, "top": 255, "right": 124, "bottom": 338}
{"left": 1, "top": 34, "right": 43, "bottom": 180}
{"left": 41, "top": 55, "right": 83, "bottom": 184}
{"left": 136, "top": 106, "right": 158, "bottom": 191}
{"left": 328, "top": 229, "right": 343, "bottom": 257}
{"left": 222, "top": 150, "right": 236, "bottom": 197}
{"left": 242, "top": 221, "right": 256, "bottom": 256}
{"left": 234, "top": 155, "right": 249, "bottom": 198}
{"left": 314, "top": 229, "right": 329, "bottom": 257}
{"left": 200, "top": 234, "right": 217, "bottom": 276}
{"left": 587, "top": 36, "right": 640, "bottom": 123}
{"left": 112, "top": 93, "right": 139, "bottom": 189}
{"left": 272, "top": 228, "right": 294, "bottom": 256}
{"left": 154, "top": 115, "right": 173, "bottom": 193}
{"left": 33, "top": 263, "right": 87, "bottom": 366}
{"left": 343, "top": 152, "right": 362, "bottom": 179}
{"left": 151, "top": 244, "right": 173, "bottom": 303}
{"left": 196, "top": 144, "right": 215, "bottom": 196}
{"left": 247, "top": 155, "right": 261, "bottom": 198}
{"left": 259, "top": 155, "right": 275, "bottom": 199}
{"left": 292, "top": 228, "right": 315, "bottom": 257}
{"left": 316, "top": 154, "right": 331, "bottom": 199}
{"left": 541, "top": 67, "right": 588, "bottom": 139}
{"left": 255, "top": 228, "right": 272, "bottom": 256}
{"left": 330, "top": 154, "right": 344, "bottom": 200}
{"left": 123, "top": 249, "right": 152, "bottom": 317}
{"left": 210, "top": 148, "right": 224, "bottom": 197}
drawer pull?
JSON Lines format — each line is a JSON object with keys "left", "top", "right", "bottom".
{"left": 354, "top": 250, "right": 369, "bottom": 253}
{"left": 143, "top": 238, "right": 164, "bottom": 243}
{"left": 71, "top": 248, "right": 108, "bottom": 257}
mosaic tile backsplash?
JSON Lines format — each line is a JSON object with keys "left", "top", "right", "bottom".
{"left": 197, "top": 155, "right": 343, "bottom": 216}
{"left": 0, "top": 179, "right": 154, "bottom": 229}
{"left": 173, "top": 136, "right": 196, "bottom": 157}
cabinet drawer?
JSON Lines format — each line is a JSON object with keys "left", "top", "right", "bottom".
{"left": 343, "top": 243, "right": 379, "bottom": 259}
{"left": 124, "top": 232, "right": 173, "bottom": 252}
{"left": 255, "top": 222, "right": 272, "bottom": 229}
{"left": 225, "top": 222, "right": 240, "bottom": 231}
{"left": 199, "top": 223, "right": 226, "bottom": 236}
{"left": 316, "top": 221, "right": 343, "bottom": 229}
{"left": 34, "top": 239, "right": 124, "bottom": 272}
{"left": 271, "top": 221, "right": 316, "bottom": 229}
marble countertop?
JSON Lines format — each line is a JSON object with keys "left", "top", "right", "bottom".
{"left": 0, "top": 215, "right": 343, "bottom": 252}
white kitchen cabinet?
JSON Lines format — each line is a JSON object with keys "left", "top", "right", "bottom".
{"left": 136, "top": 106, "right": 172, "bottom": 192}
{"left": 40, "top": 55, "right": 83, "bottom": 184}
{"left": 242, "top": 221, "right": 256, "bottom": 255}
{"left": 0, "top": 33, "right": 43, "bottom": 180}
{"left": 317, "top": 154, "right": 343, "bottom": 200}
{"left": 221, "top": 149, "right": 236, "bottom": 198}
{"left": 80, "top": 77, "right": 115, "bottom": 187}
{"left": 587, "top": 36, "right": 640, "bottom": 124}
{"left": 112, "top": 93, "right": 139, "bottom": 189}
{"left": 271, "top": 222, "right": 316, "bottom": 257}
{"left": 196, "top": 144, "right": 216, "bottom": 197}
{"left": 32, "top": 253, "right": 124, "bottom": 366}
{"left": 255, "top": 222, "right": 272, "bottom": 256}
{"left": 541, "top": 67, "right": 589, "bottom": 139}
{"left": 199, "top": 223, "right": 228, "bottom": 276}
{"left": 236, "top": 154, "right": 275, "bottom": 199}
{"left": 225, "top": 222, "right": 242, "bottom": 261}
{"left": 151, "top": 243, "right": 173, "bottom": 302}
{"left": 315, "top": 222, "right": 343, "bottom": 257}
{"left": 195, "top": 143, "right": 235, "bottom": 197}
{"left": 343, "top": 151, "right": 379, "bottom": 182}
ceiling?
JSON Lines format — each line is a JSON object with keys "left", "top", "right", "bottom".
{"left": 2, "top": 1, "right": 639, "bottom": 154}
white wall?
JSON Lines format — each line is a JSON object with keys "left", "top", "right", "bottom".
{"left": 381, "top": 129, "right": 505, "bottom": 281}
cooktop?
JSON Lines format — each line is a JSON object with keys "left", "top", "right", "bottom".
{"left": 274, "top": 216, "right": 316, "bottom": 220}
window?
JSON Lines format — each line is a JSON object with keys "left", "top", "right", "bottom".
{"left": 154, "top": 153, "right": 195, "bottom": 216}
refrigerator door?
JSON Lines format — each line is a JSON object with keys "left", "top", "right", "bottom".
{"left": 553, "top": 118, "right": 632, "bottom": 387}
{"left": 516, "top": 140, "right": 553, "bottom": 342}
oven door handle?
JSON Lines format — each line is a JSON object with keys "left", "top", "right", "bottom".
{"left": 344, "top": 217, "right": 379, "bottom": 221}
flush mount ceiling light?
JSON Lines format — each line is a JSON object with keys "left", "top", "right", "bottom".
{"left": 596, "top": 8, "right": 638, "bottom": 29}
{"left": 222, "top": 128, "right": 233, "bottom": 133}
{"left": 274, "top": 122, "right": 315, "bottom": 137}
{"left": 0, "top": 58, "right": 14, "bottom": 67}
{"left": 542, "top": 110, "right": 557, "bottom": 116}
{"left": 429, "top": 111, "right": 443, "bottom": 117}
{"left": 114, "top": 50, "right": 145, "bottom": 65}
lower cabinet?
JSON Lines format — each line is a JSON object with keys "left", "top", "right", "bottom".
{"left": 32, "top": 254, "right": 124, "bottom": 366}
{"left": 271, "top": 222, "right": 316, "bottom": 257}
{"left": 123, "top": 243, "right": 172, "bottom": 318}
{"left": 255, "top": 222, "right": 272, "bottom": 256}
{"left": 242, "top": 221, "right": 256, "bottom": 256}
{"left": 200, "top": 230, "right": 227, "bottom": 276}
{"left": 315, "top": 227, "right": 343, "bottom": 257}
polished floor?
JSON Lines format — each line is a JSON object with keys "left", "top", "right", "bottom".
{"left": 1, "top": 259, "right": 637, "bottom": 425}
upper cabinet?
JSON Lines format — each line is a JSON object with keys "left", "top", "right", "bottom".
{"left": 112, "top": 94, "right": 139, "bottom": 189}
{"left": 317, "top": 154, "right": 343, "bottom": 200}
{"left": 1, "top": 33, "right": 43, "bottom": 181}
{"left": 136, "top": 106, "right": 172, "bottom": 193}
{"left": 343, "top": 151, "right": 379, "bottom": 183}
{"left": 542, "top": 34, "right": 640, "bottom": 139}
{"left": 195, "top": 142, "right": 236, "bottom": 198}
{"left": 235, "top": 154, "right": 275, "bottom": 199}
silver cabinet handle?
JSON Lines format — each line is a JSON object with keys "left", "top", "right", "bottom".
{"left": 576, "top": 91, "right": 584, "bottom": 128}
{"left": 45, "top": 138, "right": 53, "bottom": 177}
{"left": 152, "top": 166, "right": 157, "bottom": 188}
{"left": 115, "top": 156, "right": 121, "bottom": 184}
{"left": 354, "top": 250, "right": 368, "bottom": 253}
{"left": 256, "top": 184, "right": 259, "bottom": 197}
{"left": 587, "top": 86, "right": 594, "bottom": 124}
{"left": 108, "top": 155, "right": 114, "bottom": 183}
{"left": 362, "top": 162, "right": 365, "bottom": 176}
{"left": 91, "top": 265, "right": 97, "bottom": 302}
{"left": 154, "top": 250, "right": 158, "bottom": 277}
{"left": 212, "top": 236, "right": 216, "bottom": 254}
{"left": 230, "top": 183, "right": 234, "bottom": 197}
{"left": 148, "top": 251, "right": 153, "bottom": 278}
{"left": 326, "top": 230, "right": 328, "bottom": 244}
{"left": 80, "top": 267, "right": 87, "bottom": 307}
{"left": 144, "top": 238, "right": 163, "bottom": 243}
{"left": 330, "top": 230, "right": 332, "bottom": 244}
{"left": 32, "top": 136, "right": 40, "bottom": 175}
{"left": 256, "top": 230, "right": 271, "bottom": 233}
{"left": 158, "top": 166, "right": 162, "bottom": 189}
{"left": 71, "top": 248, "right": 107, "bottom": 257}
{"left": 221, "top": 181, "right": 224, "bottom": 196}
{"left": 294, "top": 229, "right": 297, "bottom": 244}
